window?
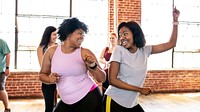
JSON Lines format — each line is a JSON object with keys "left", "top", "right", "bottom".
{"left": 0, "top": 0, "right": 15, "bottom": 69}
{"left": 142, "top": 0, "right": 200, "bottom": 69}
{"left": 0, "top": 0, "right": 108, "bottom": 70}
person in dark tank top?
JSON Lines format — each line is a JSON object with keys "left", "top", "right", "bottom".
{"left": 99, "top": 32, "right": 118, "bottom": 94}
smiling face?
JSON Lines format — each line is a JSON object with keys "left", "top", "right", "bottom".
{"left": 50, "top": 31, "right": 58, "bottom": 44}
{"left": 119, "top": 26, "right": 134, "bottom": 49}
{"left": 109, "top": 33, "right": 118, "bottom": 45}
{"left": 68, "top": 29, "right": 85, "bottom": 48}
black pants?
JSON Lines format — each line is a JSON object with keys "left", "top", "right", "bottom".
{"left": 102, "top": 68, "right": 109, "bottom": 95}
{"left": 53, "top": 87, "right": 102, "bottom": 112}
{"left": 42, "top": 83, "right": 57, "bottom": 112}
{"left": 103, "top": 95, "right": 145, "bottom": 112}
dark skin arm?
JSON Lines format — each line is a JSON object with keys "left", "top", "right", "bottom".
{"left": 151, "top": 7, "right": 180, "bottom": 54}
{"left": 39, "top": 46, "right": 59, "bottom": 84}
{"left": 82, "top": 48, "right": 106, "bottom": 83}
{"left": 109, "top": 61, "right": 151, "bottom": 95}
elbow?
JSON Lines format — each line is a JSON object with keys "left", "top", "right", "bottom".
{"left": 39, "top": 74, "right": 42, "bottom": 82}
{"left": 38, "top": 73, "right": 44, "bottom": 82}
{"left": 101, "top": 69, "right": 106, "bottom": 83}
{"left": 172, "top": 43, "right": 177, "bottom": 48}
{"left": 101, "top": 72, "right": 107, "bottom": 83}
{"left": 168, "top": 42, "right": 177, "bottom": 49}
{"left": 96, "top": 71, "right": 106, "bottom": 83}
{"left": 109, "top": 78, "right": 116, "bottom": 86}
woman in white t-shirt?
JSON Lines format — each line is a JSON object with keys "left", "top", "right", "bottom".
{"left": 103, "top": 7, "right": 180, "bottom": 112}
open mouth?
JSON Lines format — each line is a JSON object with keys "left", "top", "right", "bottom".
{"left": 121, "top": 39, "right": 128, "bottom": 46}
{"left": 77, "top": 39, "right": 83, "bottom": 44}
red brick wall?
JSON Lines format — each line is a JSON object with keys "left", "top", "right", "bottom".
{"left": 145, "top": 70, "right": 200, "bottom": 93}
{"left": 108, "top": 0, "right": 115, "bottom": 32}
{"left": 109, "top": 0, "right": 141, "bottom": 33}
{"left": 6, "top": 71, "right": 42, "bottom": 98}
{"left": 6, "top": 70, "right": 200, "bottom": 98}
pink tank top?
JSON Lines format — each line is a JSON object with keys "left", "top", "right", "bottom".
{"left": 51, "top": 45, "right": 96, "bottom": 104}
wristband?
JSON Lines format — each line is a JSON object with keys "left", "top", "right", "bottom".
{"left": 173, "top": 21, "right": 179, "bottom": 25}
{"left": 89, "top": 62, "right": 97, "bottom": 70}
{"left": 6, "top": 67, "right": 9, "bottom": 69}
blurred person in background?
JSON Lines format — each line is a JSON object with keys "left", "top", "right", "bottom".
{"left": 37, "top": 26, "right": 58, "bottom": 112}
{"left": 0, "top": 38, "right": 11, "bottom": 112}
{"left": 99, "top": 32, "right": 117, "bottom": 94}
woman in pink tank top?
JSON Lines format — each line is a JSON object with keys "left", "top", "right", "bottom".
{"left": 39, "top": 17, "right": 106, "bottom": 112}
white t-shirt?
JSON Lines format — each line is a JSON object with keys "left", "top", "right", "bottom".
{"left": 105, "top": 45, "right": 152, "bottom": 108}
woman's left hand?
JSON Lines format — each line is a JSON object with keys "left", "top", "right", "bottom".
{"left": 84, "top": 54, "right": 96, "bottom": 67}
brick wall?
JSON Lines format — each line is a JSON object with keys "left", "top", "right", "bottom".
{"left": 109, "top": 0, "right": 141, "bottom": 33}
{"left": 145, "top": 70, "right": 200, "bottom": 93}
{"left": 6, "top": 70, "right": 200, "bottom": 98}
{"left": 6, "top": 71, "right": 42, "bottom": 98}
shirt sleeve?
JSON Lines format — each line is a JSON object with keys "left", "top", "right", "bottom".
{"left": 109, "top": 45, "right": 122, "bottom": 63}
{"left": 2, "top": 40, "right": 11, "bottom": 54}
{"left": 144, "top": 45, "right": 152, "bottom": 57}
{"left": 0, "top": 40, "right": 10, "bottom": 54}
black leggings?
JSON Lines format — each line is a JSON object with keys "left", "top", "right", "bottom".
{"left": 103, "top": 95, "right": 145, "bottom": 112}
{"left": 42, "top": 83, "right": 57, "bottom": 112}
{"left": 53, "top": 87, "right": 102, "bottom": 112}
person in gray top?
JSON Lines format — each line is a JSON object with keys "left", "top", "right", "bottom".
{"left": 103, "top": 7, "right": 180, "bottom": 112}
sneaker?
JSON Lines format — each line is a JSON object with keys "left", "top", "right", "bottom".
{"left": 4, "top": 108, "right": 11, "bottom": 112}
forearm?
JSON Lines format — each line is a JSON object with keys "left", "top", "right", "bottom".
{"left": 169, "top": 7, "right": 180, "bottom": 47}
{"left": 110, "top": 78, "right": 141, "bottom": 92}
{"left": 169, "top": 23, "right": 178, "bottom": 47}
{"left": 39, "top": 73, "right": 51, "bottom": 84}
{"left": 6, "top": 53, "right": 10, "bottom": 67}
{"left": 89, "top": 66, "right": 106, "bottom": 83}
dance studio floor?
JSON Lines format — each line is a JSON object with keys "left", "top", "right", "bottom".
{"left": 0, "top": 92, "right": 200, "bottom": 112}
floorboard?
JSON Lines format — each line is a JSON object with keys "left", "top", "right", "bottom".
{"left": 0, "top": 92, "right": 200, "bottom": 112}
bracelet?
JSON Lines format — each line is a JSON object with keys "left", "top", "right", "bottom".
{"left": 89, "top": 62, "right": 97, "bottom": 70}
{"left": 173, "top": 21, "right": 179, "bottom": 25}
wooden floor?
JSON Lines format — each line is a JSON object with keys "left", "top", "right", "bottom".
{"left": 0, "top": 92, "right": 200, "bottom": 112}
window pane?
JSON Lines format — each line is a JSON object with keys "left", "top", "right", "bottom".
{"left": 72, "top": 0, "right": 108, "bottom": 58}
{"left": 16, "top": 0, "right": 108, "bottom": 70}
{"left": 18, "top": 0, "right": 70, "bottom": 16}
{"left": 0, "top": 0, "right": 15, "bottom": 69}
{"left": 142, "top": 0, "right": 200, "bottom": 69}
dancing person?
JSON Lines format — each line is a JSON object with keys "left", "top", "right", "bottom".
{"left": 104, "top": 7, "right": 180, "bottom": 112}
{"left": 37, "top": 26, "right": 58, "bottom": 112}
{"left": 0, "top": 38, "right": 11, "bottom": 112}
{"left": 99, "top": 32, "right": 117, "bottom": 94}
{"left": 39, "top": 17, "right": 106, "bottom": 112}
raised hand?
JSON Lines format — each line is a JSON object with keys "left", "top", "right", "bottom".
{"left": 173, "top": 7, "right": 180, "bottom": 21}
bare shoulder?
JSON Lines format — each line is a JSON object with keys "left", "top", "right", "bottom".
{"left": 37, "top": 46, "right": 43, "bottom": 51}
{"left": 102, "top": 47, "right": 108, "bottom": 52}
{"left": 81, "top": 47, "right": 97, "bottom": 60}
{"left": 45, "top": 45, "right": 58, "bottom": 58}
{"left": 81, "top": 47, "right": 93, "bottom": 55}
